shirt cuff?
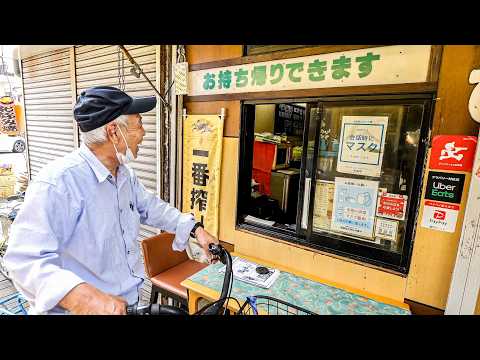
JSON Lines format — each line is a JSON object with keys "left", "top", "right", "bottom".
{"left": 172, "top": 213, "right": 196, "bottom": 252}
{"left": 35, "top": 270, "right": 85, "bottom": 314}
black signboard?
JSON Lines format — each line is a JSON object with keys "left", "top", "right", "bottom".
{"left": 425, "top": 171, "right": 465, "bottom": 204}
{"left": 274, "top": 103, "right": 305, "bottom": 136}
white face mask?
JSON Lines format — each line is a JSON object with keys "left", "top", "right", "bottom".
{"left": 112, "top": 126, "right": 135, "bottom": 165}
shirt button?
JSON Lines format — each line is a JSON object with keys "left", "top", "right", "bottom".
{"left": 122, "top": 229, "right": 125, "bottom": 235}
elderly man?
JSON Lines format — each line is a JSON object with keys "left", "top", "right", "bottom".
{"left": 4, "top": 86, "right": 218, "bottom": 315}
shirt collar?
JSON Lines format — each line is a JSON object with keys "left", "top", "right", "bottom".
{"left": 79, "top": 143, "right": 113, "bottom": 183}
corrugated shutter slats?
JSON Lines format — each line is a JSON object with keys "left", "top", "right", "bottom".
{"left": 22, "top": 48, "right": 75, "bottom": 178}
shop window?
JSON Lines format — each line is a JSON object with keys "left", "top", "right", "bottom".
{"left": 237, "top": 95, "right": 433, "bottom": 274}
{"left": 242, "top": 103, "right": 305, "bottom": 228}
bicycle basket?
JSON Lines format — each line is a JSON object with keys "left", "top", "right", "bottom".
{"left": 0, "top": 292, "right": 29, "bottom": 315}
{"left": 238, "top": 295, "right": 316, "bottom": 315}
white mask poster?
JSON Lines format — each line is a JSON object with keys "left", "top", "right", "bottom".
{"left": 337, "top": 116, "right": 389, "bottom": 177}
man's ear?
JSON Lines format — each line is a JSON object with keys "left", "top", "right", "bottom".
{"left": 106, "top": 123, "right": 119, "bottom": 144}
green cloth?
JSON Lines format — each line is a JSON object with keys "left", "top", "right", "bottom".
{"left": 188, "top": 258, "right": 411, "bottom": 315}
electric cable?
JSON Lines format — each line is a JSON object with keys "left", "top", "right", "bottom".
{"left": 117, "top": 47, "right": 126, "bottom": 91}
{"left": 118, "top": 45, "right": 170, "bottom": 109}
{"left": 164, "top": 79, "right": 175, "bottom": 98}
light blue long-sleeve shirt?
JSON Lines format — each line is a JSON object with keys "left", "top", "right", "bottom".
{"left": 4, "top": 143, "right": 195, "bottom": 314}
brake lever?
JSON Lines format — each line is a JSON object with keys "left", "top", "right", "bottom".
{"left": 208, "top": 244, "right": 227, "bottom": 264}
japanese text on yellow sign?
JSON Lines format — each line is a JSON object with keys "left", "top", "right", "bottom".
{"left": 188, "top": 46, "right": 432, "bottom": 96}
{"left": 182, "top": 114, "right": 224, "bottom": 238}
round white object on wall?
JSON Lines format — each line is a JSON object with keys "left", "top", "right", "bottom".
{"left": 469, "top": 69, "right": 480, "bottom": 123}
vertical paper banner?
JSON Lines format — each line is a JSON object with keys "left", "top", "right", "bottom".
{"left": 182, "top": 114, "right": 224, "bottom": 238}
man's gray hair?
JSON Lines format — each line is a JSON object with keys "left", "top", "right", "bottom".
{"left": 80, "top": 115, "right": 129, "bottom": 146}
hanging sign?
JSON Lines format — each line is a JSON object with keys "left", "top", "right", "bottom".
{"left": 0, "top": 96, "right": 18, "bottom": 133}
{"left": 175, "top": 62, "right": 189, "bottom": 95}
{"left": 188, "top": 45, "right": 432, "bottom": 96}
{"left": 337, "top": 116, "right": 389, "bottom": 177}
{"left": 429, "top": 135, "right": 477, "bottom": 172}
{"left": 421, "top": 200, "right": 460, "bottom": 233}
{"left": 331, "top": 177, "right": 379, "bottom": 238}
{"left": 182, "top": 114, "right": 224, "bottom": 238}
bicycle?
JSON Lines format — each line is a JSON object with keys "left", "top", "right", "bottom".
{"left": 126, "top": 243, "right": 316, "bottom": 316}
{"left": 0, "top": 193, "right": 24, "bottom": 279}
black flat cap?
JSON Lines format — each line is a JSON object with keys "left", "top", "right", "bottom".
{"left": 73, "top": 86, "right": 157, "bottom": 132}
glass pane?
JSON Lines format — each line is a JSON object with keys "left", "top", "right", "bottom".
{"left": 243, "top": 103, "right": 306, "bottom": 232}
{"left": 308, "top": 103, "right": 425, "bottom": 254}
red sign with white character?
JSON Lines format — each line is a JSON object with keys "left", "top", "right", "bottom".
{"left": 429, "top": 135, "right": 477, "bottom": 172}
{"left": 376, "top": 193, "right": 408, "bottom": 221}
{"left": 433, "top": 209, "right": 446, "bottom": 220}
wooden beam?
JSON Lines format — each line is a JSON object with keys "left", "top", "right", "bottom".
{"left": 432, "top": 45, "right": 480, "bottom": 137}
{"left": 427, "top": 45, "right": 443, "bottom": 83}
{"left": 189, "top": 45, "right": 384, "bottom": 71}
{"left": 186, "top": 45, "right": 243, "bottom": 66}
{"left": 185, "top": 82, "right": 437, "bottom": 103}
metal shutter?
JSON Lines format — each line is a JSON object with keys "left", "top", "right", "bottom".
{"left": 75, "top": 45, "right": 160, "bottom": 302}
{"left": 21, "top": 48, "right": 76, "bottom": 178}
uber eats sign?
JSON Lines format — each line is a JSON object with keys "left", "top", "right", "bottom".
{"left": 425, "top": 172, "right": 465, "bottom": 204}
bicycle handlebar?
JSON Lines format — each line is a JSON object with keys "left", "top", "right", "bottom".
{"left": 126, "top": 303, "right": 188, "bottom": 315}
{"left": 126, "top": 243, "right": 232, "bottom": 316}
{"left": 199, "top": 243, "right": 232, "bottom": 315}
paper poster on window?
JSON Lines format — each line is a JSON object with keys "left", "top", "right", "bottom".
{"left": 337, "top": 116, "right": 389, "bottom": 177}
{"left": 375, "top": 218, "right": 399, "bottom": 241}
{"left": 331, "top": 177, "right": 379, "bottom": 238}
{"left": 376, "top": 193, "right": 408, "bottom": 221}
{"left": 313, "top": 180, "right": 335, "bottom": 231}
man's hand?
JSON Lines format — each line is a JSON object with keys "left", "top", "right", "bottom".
{"left": 59, "top": 283, "right": 127, "bottom": 315}
{"left": 195, "top": 227, "right": 220, "bottom": 263}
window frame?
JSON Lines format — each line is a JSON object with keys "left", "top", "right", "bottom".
{"left": 236, "top": 93, "right": 435, "bottom": 275}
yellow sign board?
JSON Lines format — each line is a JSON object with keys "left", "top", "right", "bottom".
{"left": 182, "top": 114, "right": 224, "bottom": 238}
